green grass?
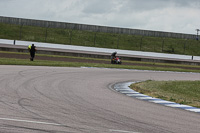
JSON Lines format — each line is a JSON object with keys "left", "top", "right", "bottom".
{"left": 0, "top": 57, "right": 170, "bottom": 70}
{"left": 130, "top": 80, "right": 200, "bottom": 108}
{"left": 1, "top": 23, "right": 200, "bottom": 56}
{"left": 0, "top": 58, "right": 90, "bottom": 67}
{"left": 1, "top": 51, "right": 200, "bottom": 73}
{"left": 0, "top": 57, "right": 199, "bottom": 73}
{"left": 0, "top": 57, "right": 158, "bottom": 70}
{"left": 0, "top": 50, "right": 109, "bottom": 61}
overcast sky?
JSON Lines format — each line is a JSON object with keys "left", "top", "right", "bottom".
{"left": 0, "top": 0, "right": 200, "bottom": 34}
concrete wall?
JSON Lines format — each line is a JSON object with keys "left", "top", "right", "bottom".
{"left": 0, "top": 16, "right": 197, "bottom": 39}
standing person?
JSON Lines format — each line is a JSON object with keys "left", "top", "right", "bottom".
{"left": 30, "top": 44, "right": 36, "bottom": 61}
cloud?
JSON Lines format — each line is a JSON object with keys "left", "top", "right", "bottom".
{"left": 0, "top": 0, "right": 199, "bottom": 34}
{"left": 82, "top": 0, "right": 112, "bottom": 14}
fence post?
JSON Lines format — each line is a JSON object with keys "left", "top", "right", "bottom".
{"left": 162, "top": 38, "right": 164, "bottom": 52}
{"left": 45, "top": 25, "right": 50, "bottom": 42}
{"left": 69, "top": 30, "right": 73, "bottom": 45}
{"left": 117, "top": 35, "right": 120, "bottom": 49}
{"left": 19, "top": 23, "right": 24, "bottom": 40}
{"left": 94, "top": 32, "right": 97, "bottom": 46}
{"left": 140, "top": 36, "right": 143, "bottom": 51}
{"left": 184, "top": 39, "right": 188, "bottom": 54}
{"left": 13, "top": 40, "right": 16, "bottom": 45}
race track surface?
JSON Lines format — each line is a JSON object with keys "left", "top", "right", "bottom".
{"left": 0, "top": 65, "right": 200, "bottom": 133}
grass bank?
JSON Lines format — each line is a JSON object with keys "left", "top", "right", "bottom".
{"left": 1, "top": 23, "right": 200, "bottom": 56}
{"left": 1, "top": 51, "right": 200, "bottom": 73}
{"left": 0, "top": 57, "right": 191, "bottom": 71}
{"left": 130, "top": 80, "right": 200, "bottom": 108}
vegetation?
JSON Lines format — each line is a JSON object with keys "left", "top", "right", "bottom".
{"left": 0, "top": 57, "right": 194, "bottom": 72}
{"left": 131, "top": 80, "right": 200, "bottom": 108}
{"left": 1, "top": 51, "right": 200, "bottom": 73}
{"left": 0, "top": 23, "right": 200, "bottom": 56}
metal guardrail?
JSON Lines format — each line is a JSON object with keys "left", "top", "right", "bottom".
{"left": 1, "top": 39, "right": 200, "bottom": 66}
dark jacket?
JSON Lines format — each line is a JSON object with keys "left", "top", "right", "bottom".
{"left": 30, "top": 45, "right": 36, "bottom": 53}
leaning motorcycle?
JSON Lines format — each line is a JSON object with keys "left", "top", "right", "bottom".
{"left": 111, "top": 57, "right": 122, "bottom": 64}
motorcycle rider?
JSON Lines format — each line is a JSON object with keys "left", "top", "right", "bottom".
{"left": 111, "top": 51, "right": 117, "bottom": 59}
{"left": 111, "top": 51, "right": 117, "bottom": 63}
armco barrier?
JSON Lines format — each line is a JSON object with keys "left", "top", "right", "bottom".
{"left": 1, "top": 44, "right": 200, "bottom": 66}
{"left": 0, "top": 16, "right": 197, "bottom": 39}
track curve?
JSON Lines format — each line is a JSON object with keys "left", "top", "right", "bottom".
{"left": 0, "top": 65, "right": 200, "bottom": 133}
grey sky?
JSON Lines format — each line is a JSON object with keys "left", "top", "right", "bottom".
{"left": 0, "top": 0, "right": 199, "bottom": 34}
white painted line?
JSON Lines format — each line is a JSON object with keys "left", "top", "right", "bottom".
{"left": 136, "top": 97, "right": 158, "bottom": 100}
{"left": 121, "top": 91, "right": 139, "bottom": 94}
{"left": 165, "top": 104, "right": 192, "bottom": 108}
{"left": 185, "top": 109, "right": 200, "bottom": 112}
{"left": 127, "top": 94, "right": 147, "bottom": 97}
{"left": 0, "top": 117, "right": 62, "bottom": 126}
{"left": 109, "top": 129, "right": 141, "bottom": 133}
{"left": 116, "top": 89, "right": 132, "bottom": 91}
{"left": 150, "top": 100, "right": 175, "bottom": 104}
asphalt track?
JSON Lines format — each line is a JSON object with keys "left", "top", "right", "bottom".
{"left": 0, "top": 65, "right": 200, "bottom": 133}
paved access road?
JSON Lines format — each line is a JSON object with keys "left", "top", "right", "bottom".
{"left": 0, "top": 65, "right": 200, "bottom": 133}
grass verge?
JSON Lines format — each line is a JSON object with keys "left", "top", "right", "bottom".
{"left": 1, "top": 51, "right": 200, "bottom": 73}
{"left": 1, "top": 22, "right": 200, "bottom": 56}
{"left": 0, "top": 57, "right": 177, "bottom": 70}
{"left": 1, "top": 57, "right": 200, "bottom": 73}
{"left": 130, "top": 80, "right": 200, "bottom": 108}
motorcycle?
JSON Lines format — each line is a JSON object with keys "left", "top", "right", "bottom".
{"left": 111, "top": 57, "right": 122, "bottom": 64}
